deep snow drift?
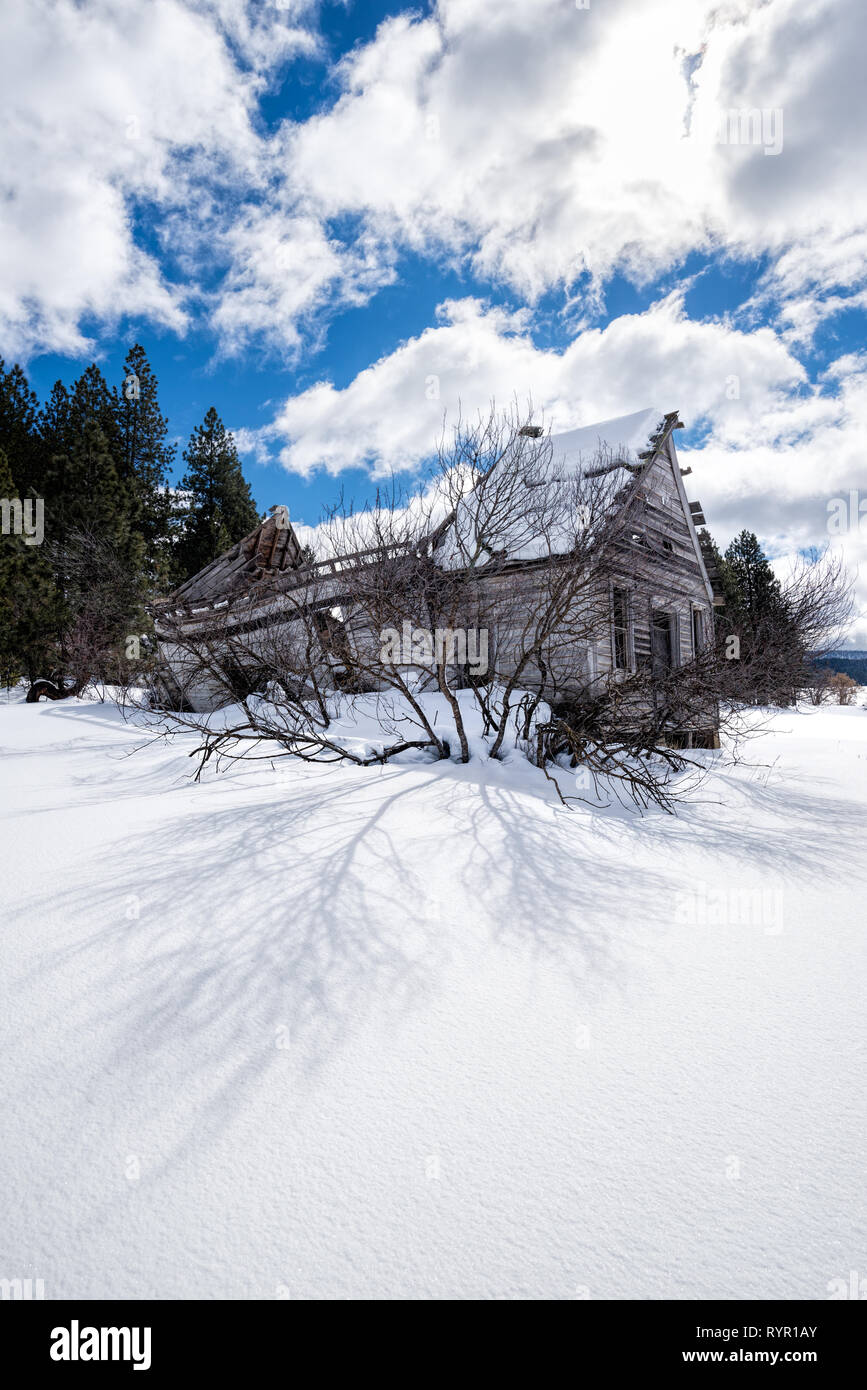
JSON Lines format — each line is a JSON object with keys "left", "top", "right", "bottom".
{"left": 1, "top": 693, "right": 866, "bottom": 1299}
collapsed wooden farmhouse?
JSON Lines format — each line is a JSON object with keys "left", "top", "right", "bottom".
{"left": 152, "top": 407, "right": 722, "bottom": 744}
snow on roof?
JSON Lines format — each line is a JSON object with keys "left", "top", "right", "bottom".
{"left": 547, "top": 407, "right": 665, "bottom": 477}
{"left": 436, "top": 407, "right": 669, "bottom": 568}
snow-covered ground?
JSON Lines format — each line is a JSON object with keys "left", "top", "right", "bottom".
{"left": 1, "top": 693, "right": 866, "bottom": 1300}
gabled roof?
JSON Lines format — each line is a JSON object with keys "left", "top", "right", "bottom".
{"left": 548, "top": 406, "right": 665, "bottom": 479}
{"left": 436, "top": 407, "right": 674, "bottom": 566}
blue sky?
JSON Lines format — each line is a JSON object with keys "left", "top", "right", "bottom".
{"left": 3, "top": 0, "right": 867, "bottom": 638}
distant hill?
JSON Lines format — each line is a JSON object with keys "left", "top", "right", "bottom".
{"left": 814, "top": 652, "right": 867, "bottom": 684}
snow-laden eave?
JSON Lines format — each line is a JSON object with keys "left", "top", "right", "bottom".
{"left": 546, "top": 406, "right": 667, "bottom": 481}
{"left": 434, "top": 407, "right": 676, "bottom": 569}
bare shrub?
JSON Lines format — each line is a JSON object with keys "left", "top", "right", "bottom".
{"left": 828, "top": 671, "right": 858, "bottom": 705}
{"left": 803, "top": 668, "right": 833, "bottom": 705}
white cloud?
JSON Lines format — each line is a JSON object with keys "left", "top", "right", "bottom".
{"left": 210, "top": 210, "right": 396, "bottom": 359}
{"left": 231, "top": 0, "right": 712, "bottom": 315}
{"left": 242, "top": 292, "right": 803, "bottom": 475}
{"left": 206, "top": 0, "right": 867, "bottom": 347}
{"left": 190, "top": 0, "right": 318, "bottom": 72}
{"left": 682, "top": 358, "right": 867, "bottom": 648}
{"left": 0, "top": 0, "right": 314, "bottom": 359}
{"left": 6, "top": 0, "right": 867, "bottom": 361}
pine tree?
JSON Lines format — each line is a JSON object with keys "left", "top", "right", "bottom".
{"left": 174, "top": 407, "right": 259, "bottom": 582}
{"left": 36, "top": 368, "right": 146, "bottom": 686}
{"left": 722, "top": 529, "right": 785, "bottom": 621}
{"left": 0, "top": 447, "right": 63, "bottom": 687}
{"left": 68, "top": 363, "right": 122, "bottom": 464}
{"left": 40, "top": 367, "right": 131, "bottom": 555}
{"left": 111, "top": 345, "right": 174, "bottom": 585}
{"left": 0, "top": 360, "right": 42, "bottom": 496}
{"left": 714, "top": 529, "right": 803, "bottom": 705}
{"left": 2, "top": 367, "right": 262, "bottom": 688}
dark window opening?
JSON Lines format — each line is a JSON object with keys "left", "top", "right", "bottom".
{"left": 692, "top": 607, "right": 706, "bottom": 654}
{"left": 612, "top": 587, "right": 631, "bottom": 670}
{"left": 651, "top": 609, "right": 674, "bottom": 672}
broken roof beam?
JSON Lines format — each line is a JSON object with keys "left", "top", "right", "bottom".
{"left": 584, "top": 455, "right": 642, "bottom": 478}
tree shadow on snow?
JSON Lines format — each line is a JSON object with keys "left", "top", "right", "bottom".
{"left": 13, "top": 757, "right": 673, "bottom": 1174}
{"left": 11, "top": 734, "right": 866, "bottom": 1180}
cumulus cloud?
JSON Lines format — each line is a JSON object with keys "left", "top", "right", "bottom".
{"left": 6, "top": 0, "right": 867, "bottom": 359}
{"left": 210, "top": 210, "right": 396, "bottom": 359}
{"left": 208, "top": 0, "right": 867, "bottom": 347}
{"left": 0, "top": 0, "right": 315, "bottom": 359}
{"left": 682, "top": 358, "right": 867, "bottom": 644}
{"left": 240, "top": 292, "right": 803, "bottom": 475}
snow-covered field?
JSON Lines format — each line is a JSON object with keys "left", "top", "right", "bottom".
{"left": 1, "top": 693, "right": 866, "bottom": 1300}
